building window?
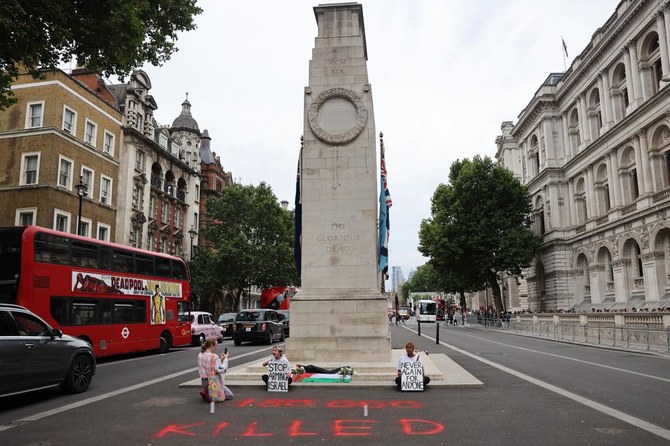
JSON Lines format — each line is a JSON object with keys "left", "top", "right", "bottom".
{"left": 158, "top": 133, "right": 168, "bottom": 150}
{"left": 161, "top": 237, "right": 168, "bottom": 253}
{"left": 131, "top": 227, "right": 142, "bottom": 248}
{"left": 149, "top": 195, "right": 156, "bottom": 219}
{"left": 20, "top": 152, "right": 40, "bottom": 185}
{"left": 26, "top": 101, "right": 44, "bottom": 128}
{"left": 100, "top": 175, "right": 112, "bottom": 204}
{"left": 196, "top": 185, "right": 200, "bottom": 201}
{"left": 194, "top": 212, "right": 198, "bottom": 231}
{"left": 174, "top": 207, "right": 181, "bottom": 228}
{"left": 147, "top": 232, "right": 154, "bottom": 251}
{"left": 78, "top": 218, "right": 92, "bottom": 237}
{"left": 135, "top": 151, "right": 146, "bottom": 171}
{"left": 161, "top": 199, "right": 169, "bottom": 224}
{"left": 58, "top": 156, "right": 73, "bottom": 189}
{"left": 630, "top": 169, "right": 639, "bottom": 201}
{"left": 103, "top": 131, "right": 115, "bottom": 155}
{"left": 63, "top": 106, "right": 76, "bottom": 134}
{"left": 97, "top": 223, "right": 111, "bottom": 241}
{"left": 54, "top": 210, "right": 71, "bottom": 233}
{"left": 15, "top": 208, "right": 36, "bottom": 226}
{"left": 81, "top": 166, "right": 94, "bottom": 198}
{"left": 84, "top": 119, "right": 97, "bottom": 146}
{"left": 132, "top": 185, "right": 143, "bottom": 210}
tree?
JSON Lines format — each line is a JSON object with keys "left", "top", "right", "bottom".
{"left": 192, "top": 183, "right": 298, "bottom": 312}
{"left": 0, "top": 0, "right": 202, "bottom": 109}
{"left": 405, "top": 263, "right": 440, "bottom": 293}
{"left": 419, "top": 156, "right": 539, "bottom": 314}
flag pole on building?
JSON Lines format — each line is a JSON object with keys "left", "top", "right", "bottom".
{"left": 561, "top": 36, "right": 569, "bottom": 71}
{"left": 294, "top": 136, "right": 303, "bottom": 279}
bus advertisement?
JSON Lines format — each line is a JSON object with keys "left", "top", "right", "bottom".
{"left": 417, "top": 299, "right": 437, "bottom": 323}
{"left": 0, "top": 226, "right": 192, "bottom": 357}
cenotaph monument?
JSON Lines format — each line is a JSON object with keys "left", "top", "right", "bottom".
{"left": 286, "top": 3, "right": 391, "bottom": 363}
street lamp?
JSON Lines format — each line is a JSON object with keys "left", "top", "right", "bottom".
{"left": 188, "top": 225, "right": 198, "bottom": 260}
{"left": 74, "top": 175, "right": 88, "bottom": 236}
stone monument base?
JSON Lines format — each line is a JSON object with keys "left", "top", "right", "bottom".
{"left": 285, "top": 289, "right": 391, "bottom": 363}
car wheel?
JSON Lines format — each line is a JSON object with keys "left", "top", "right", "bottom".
{"left": 265, "top": 332, "right": 273, "bottom": 345}
{"left": 199, "top": 333, "right": 206, "bottom": 345}
{"left": 159, "top": 331, "right": 172, "bottom": 353}
{"left": 280, "top": 330, "right": 285, "bottom": 342}
{"left": 62, "top": 354, "right": 94, "bottom": 393}
{"left": 234, "top": 339, "right": 241, "bottom": 346}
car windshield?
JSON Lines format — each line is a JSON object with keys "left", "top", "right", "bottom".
{"left": 236, "top": 311, "right": 261, "bottom": 322}
{"left": 218, "top": 314, "right": 235, "bottom": 323}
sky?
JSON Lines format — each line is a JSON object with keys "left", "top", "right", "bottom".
{"left": 133, "top": 0, "right": 620, "bottom": 283}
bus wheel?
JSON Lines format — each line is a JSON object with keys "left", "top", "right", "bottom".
{"left": 159, "top": 332, "right": 172, "bottom": 353}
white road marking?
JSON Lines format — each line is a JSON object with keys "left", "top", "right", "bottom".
{"left": 0, "top": 347, "right": 268, "bottom": 432}
{"left": 460, "top": 332, "right": 670, "bottom": 383}
{"left": 414, "top": 329, "right": 670, "bottom": 441}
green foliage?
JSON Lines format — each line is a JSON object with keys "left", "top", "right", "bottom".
{"left": 0, "top": 0, "right": 202, "bottom": 109}
{"left": 418, "top": 155, "right": 539, "bottom": 312}
{"left": 192, "top": 183, "right": 298, "bottom": 310}
{"left": 401, "top": 282, "right": 411, "bottom": 302}
{"left": 405, "top": 263, "right": 440, "bottom": 293}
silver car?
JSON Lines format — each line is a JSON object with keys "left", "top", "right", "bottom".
{"left": 0, "top": 304, "right": 96, "bottom": 397}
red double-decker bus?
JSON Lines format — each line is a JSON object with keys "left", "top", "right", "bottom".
{"left": 0, "top": 226, "right": 192, "bottom": 357}
{"left": 434, "top": 298, "right": 447, "bottom": 321}
{"left": 260, "top": 286, "right": 294, "bottom": 310}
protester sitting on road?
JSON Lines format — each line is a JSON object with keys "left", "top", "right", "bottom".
{"left": 262, "top": 346, "right": 292, "bottom": 388}
{"left": 394, "top": 341, "right": 430, "bottom": 389}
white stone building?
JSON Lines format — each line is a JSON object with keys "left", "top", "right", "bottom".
{"left": 496, "top": 0, "right": 670, "bottom": 311}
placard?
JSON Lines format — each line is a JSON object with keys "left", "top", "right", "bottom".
{"left": 400, "top": 361, "right": 424, "bottom": 391}
{"left": 267, "top": 362, "right": 290, "bottom": 392}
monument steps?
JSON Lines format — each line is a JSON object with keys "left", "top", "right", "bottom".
{"left": 180, "top": 351, "right": 483, "bottom": 388}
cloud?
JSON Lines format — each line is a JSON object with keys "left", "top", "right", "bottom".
{"left": 140, "top": 0, "right": 619, "bottom": 283}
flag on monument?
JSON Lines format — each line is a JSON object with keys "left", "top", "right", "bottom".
{"left": 294, "top": 148, "right": 302, "bottom": 278}
{"left": 378, "top": 137, "right": 392, "bottom": 279}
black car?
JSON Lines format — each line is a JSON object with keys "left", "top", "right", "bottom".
{"left": 217, "top": 312, "right": 237, "bottom": 339}
{"left": 278, "top": 310, "right": 290, "bottom": 338}
{"left": 233, "top": 309, "right": 285, "bottom": 346}
{"left": 0, "top": 304, "right": 96, "bottom": 397}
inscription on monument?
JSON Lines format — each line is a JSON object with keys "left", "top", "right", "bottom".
{"left": 316, "top": 223, "right": 360, "bottom": 254}
{"left": 328, "top": 58, "right": 347, "bottom": 74}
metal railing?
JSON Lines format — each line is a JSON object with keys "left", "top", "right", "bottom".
{"left": 465, "top": 316, "right": 670, "bottom": 354}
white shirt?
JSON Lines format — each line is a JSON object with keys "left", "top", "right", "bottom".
{"left": 396, "top": 353, "right": 422, "bottom": 372}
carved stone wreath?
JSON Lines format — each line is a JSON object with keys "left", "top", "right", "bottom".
{"left": 308, "top": 87, "right": 367, "bottom": 144}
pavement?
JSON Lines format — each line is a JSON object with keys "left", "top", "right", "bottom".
{"left": 180, "top": 346, "right": 483, "bottom": 389}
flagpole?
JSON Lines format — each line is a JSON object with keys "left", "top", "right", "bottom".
{"left": 561, "top": 36, "right": 567, "bottom": 71}
{"left": 379, "top": 131, "right": 385, "bottom": 293}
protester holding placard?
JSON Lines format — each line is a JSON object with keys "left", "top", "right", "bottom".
{"left": 395, "top": 341, "right": 430, "bottom": 390}
{"left": 262, "top": 346, "right": 293, "bottom": 390}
